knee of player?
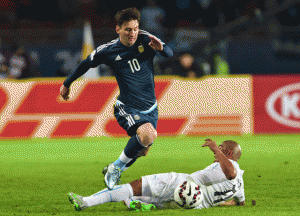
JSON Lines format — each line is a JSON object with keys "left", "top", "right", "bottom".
{"left": 140, "top": 130, "right": 157, "bottom": 146}
{"left": 137, "top": 123, "right": 157, "bottom": 146}
{"left": 150, "top": 130, "right": 157, "bottom": 141}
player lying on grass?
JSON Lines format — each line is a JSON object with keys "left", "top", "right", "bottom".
{"left": 68, "top": 139, "right": 245, "bottom": 211}
{"left": 60, "top": 7, "right": 173, "bottom": 190}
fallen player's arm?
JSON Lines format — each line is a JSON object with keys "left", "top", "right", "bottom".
{"left": 220, "top": 199, "right": 245, "bottom": 206}
{"left": 202, "top": 139, "right": 237, "bottom": 180}
{"left": 214, "top": 148, "right": 237, "bottom": 180}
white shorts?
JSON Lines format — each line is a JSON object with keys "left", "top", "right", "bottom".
{"left": 142, "top": 172, "right": 190, "bottom": 202}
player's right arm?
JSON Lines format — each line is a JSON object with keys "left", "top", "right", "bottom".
{"left": 60, "top": 58, "right": 92, "bottom": 100}
{"left": 60, "top": 48, "right": 105, "bottom": 101}
{"left": 220, "top": 179, "right": 245, "bottom": 206}
{"left": 202, "top": 139, "right": 237, "bottom": 180}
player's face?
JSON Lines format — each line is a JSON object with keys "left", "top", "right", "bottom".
{"left": 116, "top": 20, "right": 139, "bottom": 47}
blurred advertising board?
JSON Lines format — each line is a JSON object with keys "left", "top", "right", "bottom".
{"left": 0, "top": 77, "right": 252, "bottom": 139}
{"left": 253, "top": 75, "right": 300, "bottom": 133}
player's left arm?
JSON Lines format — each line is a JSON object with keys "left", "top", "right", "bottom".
{"left": 148, "top": 35, "right": 173, "bottom": 58}
{"left": 220, "top": 199, "right": 245, "bottom": 206}
{"left": 220, "top": 182, "right": 245, "bottom": 206}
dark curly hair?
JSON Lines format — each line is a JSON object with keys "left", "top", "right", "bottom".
{"left": 115, "top": 7, "right": 141, "bottom": 27}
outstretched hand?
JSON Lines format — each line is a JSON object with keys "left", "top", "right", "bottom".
{"left": 60, "top": 85, "right": 70, "bottom": 101}
{"left": 148, "top": 35, "right": 163, "bottom": 51}
{"left": 202, "top": 139, "right": 219, "bottom": 153}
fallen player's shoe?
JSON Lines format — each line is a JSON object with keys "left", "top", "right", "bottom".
{"left": 68, "top": 192, "right": 88, "bottom": 211}
{"left": 130, "top": 200, "right": 157, "bottom": 211}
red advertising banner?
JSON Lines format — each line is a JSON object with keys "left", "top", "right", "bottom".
{"left": 0, "top": 77, "right": 251, "bottom": 138}
{"left": 253, "top": 75, "right": 300, "bottom": 133}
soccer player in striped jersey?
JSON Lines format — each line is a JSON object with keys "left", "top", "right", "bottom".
{"left": 68, "top": 139, "right": 245, "bottom": 211}
{"left": 60, "top": 7, "right": 173, "bottom": 190}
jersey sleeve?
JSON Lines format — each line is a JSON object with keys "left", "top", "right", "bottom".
{"left": 160, "top": 44, "right": 173, "bottom": 58}
{"left": 139, "top": 30, "right": 164, "bottom": 45}
{"left": 233, "top": 170, "right": 245, "bottom": 203}
{"left": 233, "top": 186, "right": 245, "bottom": 203}
{"left": 63, "top": 58, "right": 92, "bottom": 87}
{"left": 139, "top": 30, "right": 173, "bottom": 58}
{"left": 190, "top": 160, "right": 241, "bottom": 186}
{"left": 190, "top": 163, "right": 227, "bottom": 186}
{"left": 89, "top": 45, "right": 109, "bottom": 68}
{"left": 63, "top": 45, "right": 109, "bottom": 87}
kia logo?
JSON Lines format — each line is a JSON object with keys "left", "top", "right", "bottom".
{"left": 266, "top": 83, "right": 300, "bottom": 128}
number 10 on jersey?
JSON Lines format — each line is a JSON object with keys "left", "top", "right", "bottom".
{"left": 128, "top": 59, "right": 141, "bottom": 73}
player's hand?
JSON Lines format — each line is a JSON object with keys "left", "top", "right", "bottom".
{"left": 60, "top": 85, "right": 70, "bottom": 101}
{"left": 202, "top": 139, "right": 219, "bottom": 153}
{"left": 148, "top": 35, "right": 163, "bottom": 51}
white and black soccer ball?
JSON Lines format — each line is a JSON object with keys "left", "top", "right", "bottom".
{"left": 174, "top": 181, "right": 203, "bottom": 209}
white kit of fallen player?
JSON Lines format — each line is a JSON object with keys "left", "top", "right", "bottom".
{"left": 68, "top": 139, "right": 245, "bottom": 211}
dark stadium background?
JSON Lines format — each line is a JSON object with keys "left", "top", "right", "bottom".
{"left": 1, "top": 0, "right": 300, "bottom": 78}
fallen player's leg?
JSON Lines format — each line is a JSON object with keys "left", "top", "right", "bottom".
{"left": 82, "top": 183, "right": 133, "bottom": 207}
{"left": 68, "top": 172, "right": 189, "bottom": 211}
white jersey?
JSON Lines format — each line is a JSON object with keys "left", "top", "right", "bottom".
{"left": 190, "top": 159, "right": 245, "bottom": 209}
{"left": 127, "top": 160, "right": 245, "bottom": 210}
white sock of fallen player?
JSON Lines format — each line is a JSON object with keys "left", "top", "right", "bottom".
{"left": 83, "top": 184, "right": 133, "bottom": 207}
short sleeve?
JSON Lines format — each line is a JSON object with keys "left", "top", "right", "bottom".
{"left": 233, "top": 184, "right": 245, "bottom": 203}
{"left": 190, "top": 163, "right": 227, "bottom": 186}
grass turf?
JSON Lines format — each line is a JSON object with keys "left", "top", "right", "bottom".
{"left": 0, "top": 135, "right": 299, "bottom": 215}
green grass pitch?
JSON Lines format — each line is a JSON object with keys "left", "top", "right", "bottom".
{"left": 0, "top": 135, "right": 299, "bottom": 215}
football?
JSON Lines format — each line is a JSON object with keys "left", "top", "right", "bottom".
{"left": 174, "top": 180, "right": 203, "bottom": 209}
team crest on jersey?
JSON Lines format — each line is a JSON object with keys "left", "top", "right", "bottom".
{"left": 138, "top": 45, "right": 144, "bottom": 53}
{"left": 134, "top": 115, "right": 140, "bottom": 120}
